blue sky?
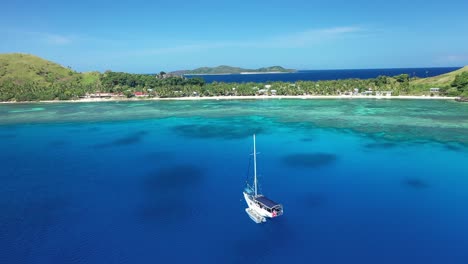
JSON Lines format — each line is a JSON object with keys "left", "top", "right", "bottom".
{"left": 1, "top": 0, "right": 468, "bottom": 72}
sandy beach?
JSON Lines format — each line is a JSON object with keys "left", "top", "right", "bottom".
{"left": 0, "top": 95, "right": 460, "bottom": 104}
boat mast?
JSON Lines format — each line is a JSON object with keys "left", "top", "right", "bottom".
{"left": 253, "top": 134, "right": 258, "bottom": 196}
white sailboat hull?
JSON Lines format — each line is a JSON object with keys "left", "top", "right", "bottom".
{"left": 245, "top": 208, "right": 266, "bottom": 223}
{"left": 242, "top": 135, "right": 283, "bottom": 223}
{"left": 244, "top": 192, "right": 277, "bottom": 219}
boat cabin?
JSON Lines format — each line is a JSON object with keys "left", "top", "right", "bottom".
{"left": 254, "top": 195, "right": 283, "bottom": 215}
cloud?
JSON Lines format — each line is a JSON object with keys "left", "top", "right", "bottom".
{"left": 43, "top": 33, "right": 73, "bottom": 45}
{"left": 128, "top": 25, "right": 366, "bottom": 56}
{"left": 1, "top": 29, "right": 73, "bottom": 46}
{"left": 437, "top": 54, "right": 468, "bottom": 64}
{"left": 3, "top": 25, "right": 365, "bottom": 55}
{"left": 131, "top": 43, "right": 230, "bottom": 56}
{"left": 267, "top": 26, "right": 364, "bottom": 48}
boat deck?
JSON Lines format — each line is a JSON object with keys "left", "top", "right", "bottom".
{"left": 245, "top": 208, "right": 266, "bottom": 224}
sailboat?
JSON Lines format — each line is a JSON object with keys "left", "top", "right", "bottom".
{"left": 243, "top": 134, "right": 283, "bottom": 223}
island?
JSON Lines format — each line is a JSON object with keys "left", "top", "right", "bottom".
{"left": 0, "top": 53, "right": 467, "bottom": 102}
{"left": 171, "top": 65, "right": 296, "bottom": 75}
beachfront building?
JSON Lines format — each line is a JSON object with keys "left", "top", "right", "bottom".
{"left": 376, "top": 91, "right": 392, "bottom": 96}
{"left": 430, "top": 88, "right": 440, "bottom": 93}
{"left": 134, "top": 91, "right": 149, "bottom": 97}
{"left": 271, "top": 89, "right": 277, "bottom": 95}
{"left": 85, "top": 93, "right": 118, "bottom": 98}
{"left": 258, "top": 89, "right": 267, "bottom": 95}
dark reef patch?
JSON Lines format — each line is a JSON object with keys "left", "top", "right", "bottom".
{"left": 0, "top": 133, "right": 17, "bottom": 139}
{"left": 66, "top": 128, "right": 82, "bottom": 133}
{"left": 172, "top": 123, "right": 264, "bottom": 140}
{"left": 140, "top": 165, "right": 204, "bottom": 225}
{"left": 364, "top": 142, "right": 399, "bottom": 150}
{"left": 88, "top": 126, "right": 101, "bottom": 132}
{"left": 140, "top": 199, "right": 201, "bottom": 224}
{"left": 282, "top": 153, "right": 338, "bottom": 168}
{"left": 403, "top": 178, "right": 430, "bottom": 189}
{"left": 145, "top": 165, "right": 204, "bottom": 192}
{"left": 92, "top": 130, "right": 148, "bottom": 148}
{"left": 49, "top": 140, "right": 67, "bottom": 147}
{"left": 145, "top": 151, "right": 174, "bottom": 161}
{"left": 443, "top": 142, "right": 466, "bottom": 152}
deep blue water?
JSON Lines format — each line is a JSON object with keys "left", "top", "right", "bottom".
{"left": 185, "top": 67, "right": 460, "bottom": 83}
{"left": 1, "top": 100, "right": 468, "bottom": 263}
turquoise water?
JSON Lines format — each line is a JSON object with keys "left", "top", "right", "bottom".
{"left": 1, "top": 99, "right": 468, "bottom": 263}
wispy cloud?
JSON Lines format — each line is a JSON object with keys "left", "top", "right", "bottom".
{"left": 437, "top": 54, "right": 468, "bottom": 64}
{"left": 1, "top": 28, "right": 74, "bottom": 45}
{"left": 127, "top": 25, "right": 367, "bottom": 56}
{"left": 43, "top": 33, "right": 73, "bottom": 45}
{"left": 130, "top": 42, "right": 233, "bottom": 56}
{"left": 2, "top": 25, "right": 366, "bottom": 55}
{"left": 266, "top": 26, "right": 364, "bottom": 48}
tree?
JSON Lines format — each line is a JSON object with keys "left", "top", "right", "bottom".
{"left": 123, "top": 90, "right": 134, "bottom": 98}
{"left": 395, "top": 74, "right": 409, "bottom": 83}
{"left": 451, "top": 72, "right": 468, "bottom": 93}
{"left": 375, "top": 75, "right": 388, "bottom": 86}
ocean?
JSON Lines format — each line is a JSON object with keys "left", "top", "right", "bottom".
{"left": 185, "top": 67, "right": 461, "bottom": 83}
{"left": 1, "top": 99, "right": 468, "bottom": 263}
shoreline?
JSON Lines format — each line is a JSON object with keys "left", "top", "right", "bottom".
{"left": 184, "top": 71, "right": 293, "bottom": 76}
{"left": 0, "top": 95, "right": 460, "bottom": 104}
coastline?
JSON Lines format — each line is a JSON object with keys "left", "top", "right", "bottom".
{"left": 184, "top": 71, "right": 292, "bottom": 76}
{"left": 239, "top": 71, "right": 292, "bottom": 74}
{"left": 0, "top": 95, "right": 460, "bottom": 104}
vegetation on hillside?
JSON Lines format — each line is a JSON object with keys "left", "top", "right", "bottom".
{"left": 0, "top": 53, "right": 467, "bottom": 101}
{"left": 0, "top": 53, "right": 95, "bottom": 101}
{"left": 450, "top": 72, "right": 468, "bottom": 96}
{"left": 409, "top": 66, "right": 468, "bottom": 97}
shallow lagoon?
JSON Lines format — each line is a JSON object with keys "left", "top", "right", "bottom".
{"left": 1, "top": 99, "right": 468, "bottom": 263}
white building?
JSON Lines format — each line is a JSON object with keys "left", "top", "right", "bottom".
{"left": 376, "top": 91, "right": 392, "bottom": 96}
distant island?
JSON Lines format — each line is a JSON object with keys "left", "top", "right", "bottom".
{"left": 0, "top": 53, "right": 467, "bottom": 102}
{"left": 171, "top": 65, "right": 296, "bottom": 75}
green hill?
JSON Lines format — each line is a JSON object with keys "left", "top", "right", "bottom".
{"left": 411, "top": 66, "right": 468, "bottom": 86}
{"left": 0, "top": 53, "right": 99, "bottom": 101}
{"left": 0, "top": 53, "right": 80, "bottom": 86}
{"left": 409, "top": 66, "right": 468, "bottom": 96}
{"left": 175, "top": 65, "right": 295, "bottom": 75}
